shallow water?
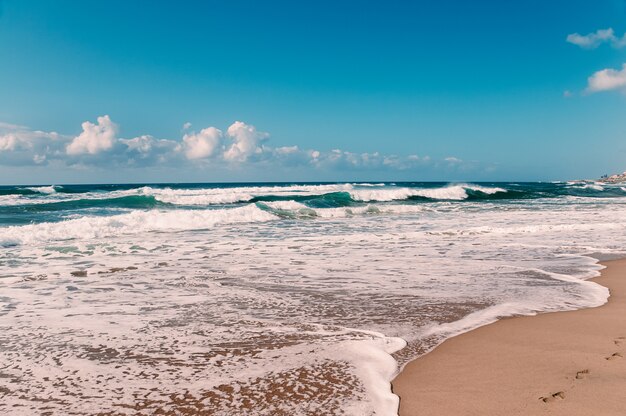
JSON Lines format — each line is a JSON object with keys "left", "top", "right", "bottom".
{"left": 0, "top": 181, "right": 624, "bottom": 415}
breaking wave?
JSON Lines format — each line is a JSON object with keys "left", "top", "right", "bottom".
{"left": 0, "top": 204, "right": 277, "bottom": 247}
{"left": 349, "top": 184, "right": 507, "bottom": 202}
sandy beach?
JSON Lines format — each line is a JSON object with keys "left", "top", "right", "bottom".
{"left": 393, "top": 258, "right": 626, "bottom": 416}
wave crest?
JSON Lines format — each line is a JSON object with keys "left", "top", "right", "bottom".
{"left": 0, "top": 204, "right": 277, "bottom": 247}
{"left": 350, "top": 184, "right": 506, "bottom": 202}
{"left": 24, "top": 185, "right": 60, "bottom": 194}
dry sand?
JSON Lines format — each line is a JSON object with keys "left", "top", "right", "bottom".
{"left": 393, "top": 259, "right": 626, "bottom": 416}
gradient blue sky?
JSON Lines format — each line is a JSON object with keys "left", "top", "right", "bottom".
{"left": 1, "top": 0, "right": 626, "bottom": 184}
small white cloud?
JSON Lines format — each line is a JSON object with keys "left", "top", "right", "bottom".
{"left": 66, "top": 115, "right": 118, "bottom": 155}
{"left": 183, "top": 127, "right": 223, "bottom": 160}
{"left": 224, "top": 121, "right": 269, "bottom": 162}
{"left": 274, "top": 145, "right": 299, "bottom": 155}
{"left": 445, "top": 156, "right": 462, "bottom": 163}
{"left": 563, "top": 90, "right": 573, "bottom": 98}
{"left": 586, "top": 63, "right": 626, "bottom": 93}
{"left": 566, "top": 28, "right": 620, "bottom": 49}
{"left": 567, "top": 28, "right": 626, "bottom": 49}
{"left": 182, "top": 122, "right": 192, "bottom": 130}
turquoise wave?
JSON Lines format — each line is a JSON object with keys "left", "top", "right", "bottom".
{"left": 1, "top": 182, "right": 626, "bottom": 216}
{"left": 251, "top": 191, "right": 356, "bottom": 208}
{"left": 0, "top": 195, "right": 167, "bottom": 214}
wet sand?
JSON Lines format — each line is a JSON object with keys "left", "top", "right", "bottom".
{"left": 393, "top": 259, "right": 626, "bottom": 416}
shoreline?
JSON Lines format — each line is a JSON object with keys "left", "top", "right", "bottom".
{"left": 392, "top": 258, "right": 626, "bottom": 416}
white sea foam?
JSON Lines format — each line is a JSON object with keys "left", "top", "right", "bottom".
{"left": 304, "top": 204, "right": 433, "bottom": 218}
{"left": 0, "top": 204, "right": 277, "bottom": 246}
{"left": 350, "top": 182, "right": 387, "bottom": 187}
{"left": 0, "top": 184, "right": 358, "bottom": 207}
{"left": 565, "top": 181, "right": 605, "bottom": 191}
{"left": 341, "top": 336, "right": 407, "bottom": 416}
{"left": 2, "top": 183, "right": 626, "bottom": 415}
{"left": 581, "top": 183, "right": 604, "bottom": 191}
{"left": 147, "top": 184, "right": 356, "bottom": 205}
{"left": 463, "top": 184, "right": 507, "bottom": 194}
{"left": 0, "top": 183, "right": 508, "bottom": 208}
{"left": 261, "top": 200, "right": 310, "bottom": 211}
{"left": 25, "top": 185, "right": 59, "bottom": 194}
{"left": 350, "top": 184, "right": 506, "bottom": 202}
{"left": 0, "top": 195, "right": 36, "bottom": 206}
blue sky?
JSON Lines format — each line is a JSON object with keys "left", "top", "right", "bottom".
{"left": 1, "top": 0, "right": 626, "bottom": 184}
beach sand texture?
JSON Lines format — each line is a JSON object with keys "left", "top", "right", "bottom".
{"left": 393, "top": 259, "right": 626, "bottom": 416}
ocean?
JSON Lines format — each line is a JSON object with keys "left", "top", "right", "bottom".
{"left": 0, "top": 181, "right": 624, "bottom": 415}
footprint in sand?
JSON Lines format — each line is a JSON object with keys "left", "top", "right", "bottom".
{"left": 605, "top": 352, "right": 623, "bottom": 360}
{"left": 614, "top": 337, "right": 625, "bottom": 347}
{"left": 575, "top": 369, "right": 589, "bottom": 379}
{"left": 540, "top": 391, "right": 565, "bottom": 403}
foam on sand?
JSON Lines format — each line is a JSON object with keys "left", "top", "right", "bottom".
{"left": 393, "top": 259, "right": 626, "bottom": 416}
{"left": 2, "top": 181, "right": 626, "bottom": 415}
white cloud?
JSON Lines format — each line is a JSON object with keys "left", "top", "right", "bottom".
{"left": 0, "top": 124, "right": 63, "bottom": 166}
{"left": 567, "top": 28, "right": 614, "bottom": 48}
{"left": 306, "top": 148, "right": 431, "bottom": 171}
{"left": 119, "top": 135, "right": 155, "bottom": 154}
{"left": 0, "top": 116, "right": 489, "bottom": 175}
{"left": 274, "top": 145, "right": 299, "bottom": 155}
{"left": 66, "top": 115, "right": 118, "bottom": 155}
{"left": 0, "top": 133, "right": 22, "bottom": 151}
{"left": 182, "top": 122, "right": 192, "bottom": 130}
{"left": 182, "top": 127, "right": 223, "bottom": 160}
{"left": 566, "top": 28, "right": 626, "bottom": 49}
{"left": 0, "top": 129, "right": 58, "bottom": 152}
{"left": 0, "top": 123, "right": 58, "bottom": 151}
{"left": 586, "top": 63, "right": 626, "bottom": 93}
{"left": 117, "top": 135, "right": 180, "bottom": 166}
{"left": 224, "top": 121, "right": 269, "bottom": 162}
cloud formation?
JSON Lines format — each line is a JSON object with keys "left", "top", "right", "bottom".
{"left": 566, "top": 28, "right": 626, "bottom": 49}
{"left": 586, "top": 63, "right": 626, "bottom": 93}
{"left": 0, "top": 123, "right": 63, "bottom": 166}
{"left": 66, "top": 115, "right": 118, "bottom": 155}
{"left": 183, "top": 127, "right": 223, "bottom": 160}
{"left": 119, "top": 135, "right": 180, "bottom": 165}
{"left": 224, "top": 121, "right": 269, "bottom": 162}
{"left": 0, "top": 116, "right": 480, "bottom": 175}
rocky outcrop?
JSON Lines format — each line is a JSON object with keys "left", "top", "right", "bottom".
{"left": 599, "top": 172, "right": 626, "bottom": 183}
